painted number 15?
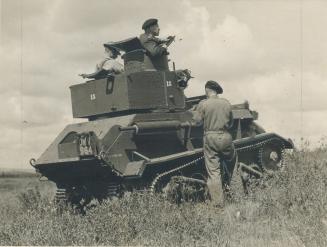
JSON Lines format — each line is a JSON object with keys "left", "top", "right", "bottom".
{"left": 90, "top": 93, "right": 96, "bottom": 100}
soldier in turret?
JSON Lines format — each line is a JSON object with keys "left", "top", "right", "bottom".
{"left": 139, "top": 18, "right": 174, "bottom": 57}
{"left": 79, "top": 45, "right": 124, "bottom": 79}
{"left": 192, "top": 81, "right": 237, "bottom": 207}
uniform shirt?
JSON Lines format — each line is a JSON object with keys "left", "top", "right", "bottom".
{"left": 96, "top": 57, "right": 124, "bottom": 74}
{"left": 139, "top": 33, "right": 167, "bottom": 57}
{"left": 193, "top": 95, "right": 233, "bottom": 132}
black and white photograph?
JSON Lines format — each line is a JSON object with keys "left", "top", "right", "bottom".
{"left": 0, "top": 0, "right": 326, "bottom": 246}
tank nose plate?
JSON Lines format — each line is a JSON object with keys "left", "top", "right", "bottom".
{"left": 123, "top": 161, "right": 146, "bottom": 178}
{"left": 35, "top": 115, "right": 135, "bottom": 166}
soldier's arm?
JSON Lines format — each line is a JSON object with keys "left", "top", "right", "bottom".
{"left": 111, "top": 60, "right": 124, "bottom": 74}
{"left": 96, "top": 58, "right": 109, "bottom": 71}
{"left": 191, "top": 101, "right": 204, "bottom": 126}
{"left": 225, "top": 103, "right": 234, "bottom": 130}
{"left": 79, "top": 59, "right": 107, "bottom": 78}
{"left": 143, "top": 39, "right": 167, "bottom": 57}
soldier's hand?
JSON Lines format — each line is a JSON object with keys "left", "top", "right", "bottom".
{"left": 160, "top": 36, "right": 174, "bottom": 44}
{"left": 167, "top": 35, "right": 175, "bottom": 41}
{"left": 165, "top": 36, "right": 175, "bottom": 47}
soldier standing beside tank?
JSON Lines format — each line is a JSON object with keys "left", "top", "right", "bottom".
{"left": 139, "top": 18, "right": 174, "bottom": 57}
{"left": 192, "top": 81, "right": 237, "bottom": 207}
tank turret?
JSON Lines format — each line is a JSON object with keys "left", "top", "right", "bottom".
{"left": 70, "top": 37, "right": 188, "bottom": 120}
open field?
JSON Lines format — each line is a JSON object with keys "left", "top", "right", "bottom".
{"left": 0, "top": 147, "right": 326, "bottom": 246}
{"left": 0, "top": 169, "right": 37, "bottom": 178}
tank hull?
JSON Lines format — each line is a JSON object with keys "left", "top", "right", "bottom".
{"left": 34, "top": 107, "right": 293, "bottom": 207}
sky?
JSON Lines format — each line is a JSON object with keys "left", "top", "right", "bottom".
{"left": 0, "top": 0, "right": 326, "bottom": 169}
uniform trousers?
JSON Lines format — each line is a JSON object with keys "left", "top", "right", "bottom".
{"left": 203, "top": 131, "right": 236, "bottom": 205}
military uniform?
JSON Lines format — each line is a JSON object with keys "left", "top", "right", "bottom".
{"left": 139, "top": 33, "right": 167, "bottom": 57}
{"left": 139, "top": 18, "right": 167, "bottom": 57}
{"left": 193, "top": 93, "right": 236, "bottom": 205}
{"left": 80, "top": 44, "right": 124, "bottom": 79}
{"left": 96, "top": 57, "right": 124, "bottom": 74}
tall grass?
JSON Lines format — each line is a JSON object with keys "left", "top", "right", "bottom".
{"left": 0, "top": 147, "right": 326, "bottom": 246}
{"left": 0, "top": 170, "right": 37, "bottom": 178}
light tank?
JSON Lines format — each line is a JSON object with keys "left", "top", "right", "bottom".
{"left": 31, "top": 37, "right": 293, "bottom": 208}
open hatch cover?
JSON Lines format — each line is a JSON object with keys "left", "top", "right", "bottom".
{"left": 104, "top": 37, "right": 144, "bottom": 53}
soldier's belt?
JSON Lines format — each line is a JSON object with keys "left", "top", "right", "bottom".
{"left": 204, "top": 130, "right": 227, "bottom": 135}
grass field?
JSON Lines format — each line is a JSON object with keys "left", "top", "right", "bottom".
{"left": 0, "top": 146, "right": 326, "bottom": 246}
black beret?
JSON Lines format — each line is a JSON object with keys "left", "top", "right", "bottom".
{"left": 205, "top": 80, "right": 223, "bottom": 94}
{"left": 142, "top": 18, "right": 158, "bottom": 30}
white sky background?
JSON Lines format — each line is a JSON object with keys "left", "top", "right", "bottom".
{"left": 0, "top": 0, "right": 326, "bottom": 169}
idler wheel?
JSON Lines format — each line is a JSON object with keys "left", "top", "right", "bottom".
{"left": 259, "top": 142, "right": 283, "bottom": 171}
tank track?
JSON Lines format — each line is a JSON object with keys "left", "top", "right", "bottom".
{"left": 106, "top": 182, "right": 120, "bottom": 198}
{"left": 54, "top": 182, "right": 120, "bottom": 205}
{"left": 55, "top": 188, "right": 68, "bottom": 204}
{"left": 149, "top": 156, "right": 204, "bottom": 193}
{"left": 149, "top": 137, "right": 286, "bottom": 193}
